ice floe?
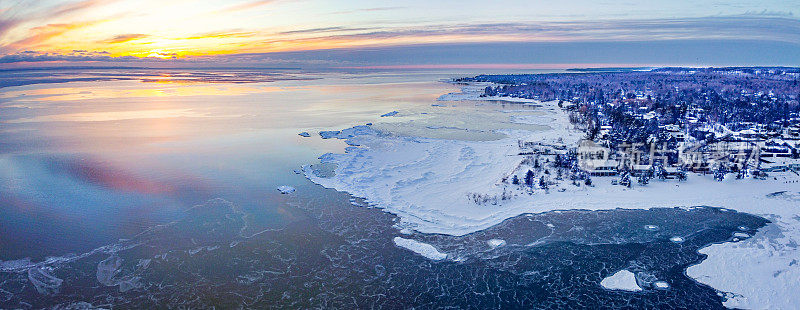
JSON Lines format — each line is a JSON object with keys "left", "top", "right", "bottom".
{"left": 600, "top": 269, "right": 642, "bottom": 292}
{"left": 487, "top": 239, "right": 507, "bottom": 248}
{"left": 97, "top": 254, "right": 122, "bottom": 286}
{"left": 319, "top": 125, "right": 376, "bottom": 139}
{"left": 653, "top": 281, "right": 670, "bottom": 289}
{"left": 644, "top": 225, "right": 660, "bottom": 231}
{"left": 277, "top": 185, "right": 296, "bottom": 194}
{"left": 733, "top": 232, "right": 750, "bottom": 238}
{"left": 393, "top": 237, "right": 447, "bottom": 260}
{"left": 27, "top": 267, "right": 63, "bottom": 295}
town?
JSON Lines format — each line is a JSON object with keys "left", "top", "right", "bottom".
{"left": 459, "top": 67, "right": 800, "bottom": 191}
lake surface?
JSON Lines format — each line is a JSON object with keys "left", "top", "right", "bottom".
{"left": 0, "top": 69, "right": 767, "bottom": 308}
{"left": 0, "top": 70, "right": 469, "bottom": 260}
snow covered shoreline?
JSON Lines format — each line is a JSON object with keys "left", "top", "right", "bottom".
{"left": 304, "top": 82, "right": 800, "bottom": 309}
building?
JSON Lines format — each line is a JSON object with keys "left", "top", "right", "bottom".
{"left": 631, "top": 165, "right": 653, "bottom": 177}
{"left": 761, "top": 139, "right": 796, "bottom": 158}
{"left": 587, "top": 162, "right": 619, "bottom": 176}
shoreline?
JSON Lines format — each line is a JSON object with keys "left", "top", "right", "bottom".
{"left": 304, "top": 81, "right": 800, "bottom": 309}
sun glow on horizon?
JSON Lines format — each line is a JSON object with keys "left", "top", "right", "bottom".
{"left": 1, "top": 0, "right": 798, "bottom": 65}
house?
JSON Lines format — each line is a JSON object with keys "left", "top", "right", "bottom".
{"left": 686, "top": 162, "right": 711, "bottom": 173}
{"left": 631, "top": 165, "right": 653, "bottom": 177}
{"left": 787, "top": 126, "right": 800, "bottom": 138}
{"left": 663, "top": 167, "right": 680, "bottom": 179}
{"left": 587, "top": 162, "right": 619, "bottom": 176}
{"left": 736, "top": 129, "right": 761, "bottom": 141}
{"left": 678, "top": 140, "right": 759, "bottom": 173}
{"left": 670, "top": 131, "right": 686, "bottom": 142}
{"left": 761, "top": 139, "right": 795, "bottom": 158}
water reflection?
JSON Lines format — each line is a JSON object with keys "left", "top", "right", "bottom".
{"left": 0, "top": 70, "right": 463, "bottom": 261}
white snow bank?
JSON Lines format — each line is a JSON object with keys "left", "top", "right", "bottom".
{"left": 600, "top": 270, "right": 642, "bottom": 292}
{"left": 393, "top": 237, "right": 447, "bottom": 260}
{"left": 277, "top": 186, "right": 296, "bottom": 194}
{"left": 305, "top": 100, "right": 579, "bottom": 236}
{"left": 687, "top": 223, "right": 800, "bottom": 309}
{"left": 306, "top": 84, "right": 800, "bottom": 309}
{"left": 510, "top": 114, "right": 558, "bottom": 125}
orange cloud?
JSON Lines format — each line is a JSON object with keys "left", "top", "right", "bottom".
{"left": 6, "top": 20, "right": 103, "bottom": 51}
{"left": 0, "top": 0, "right": 113, "bottom": 37}
{"left": 100, "top": 33, "right": 149, "bottom": 44}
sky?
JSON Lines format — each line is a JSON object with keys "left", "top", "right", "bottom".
{"left": 0, "top": 0, "right": 799, "bottom": 68}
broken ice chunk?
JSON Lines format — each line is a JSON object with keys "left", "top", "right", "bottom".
{"left": 277, "top": 186, "right": 296, "bottom": 194}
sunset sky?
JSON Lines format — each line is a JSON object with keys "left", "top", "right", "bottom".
{"left": 1, "top": 0, "right": 798, "bottom": 68}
